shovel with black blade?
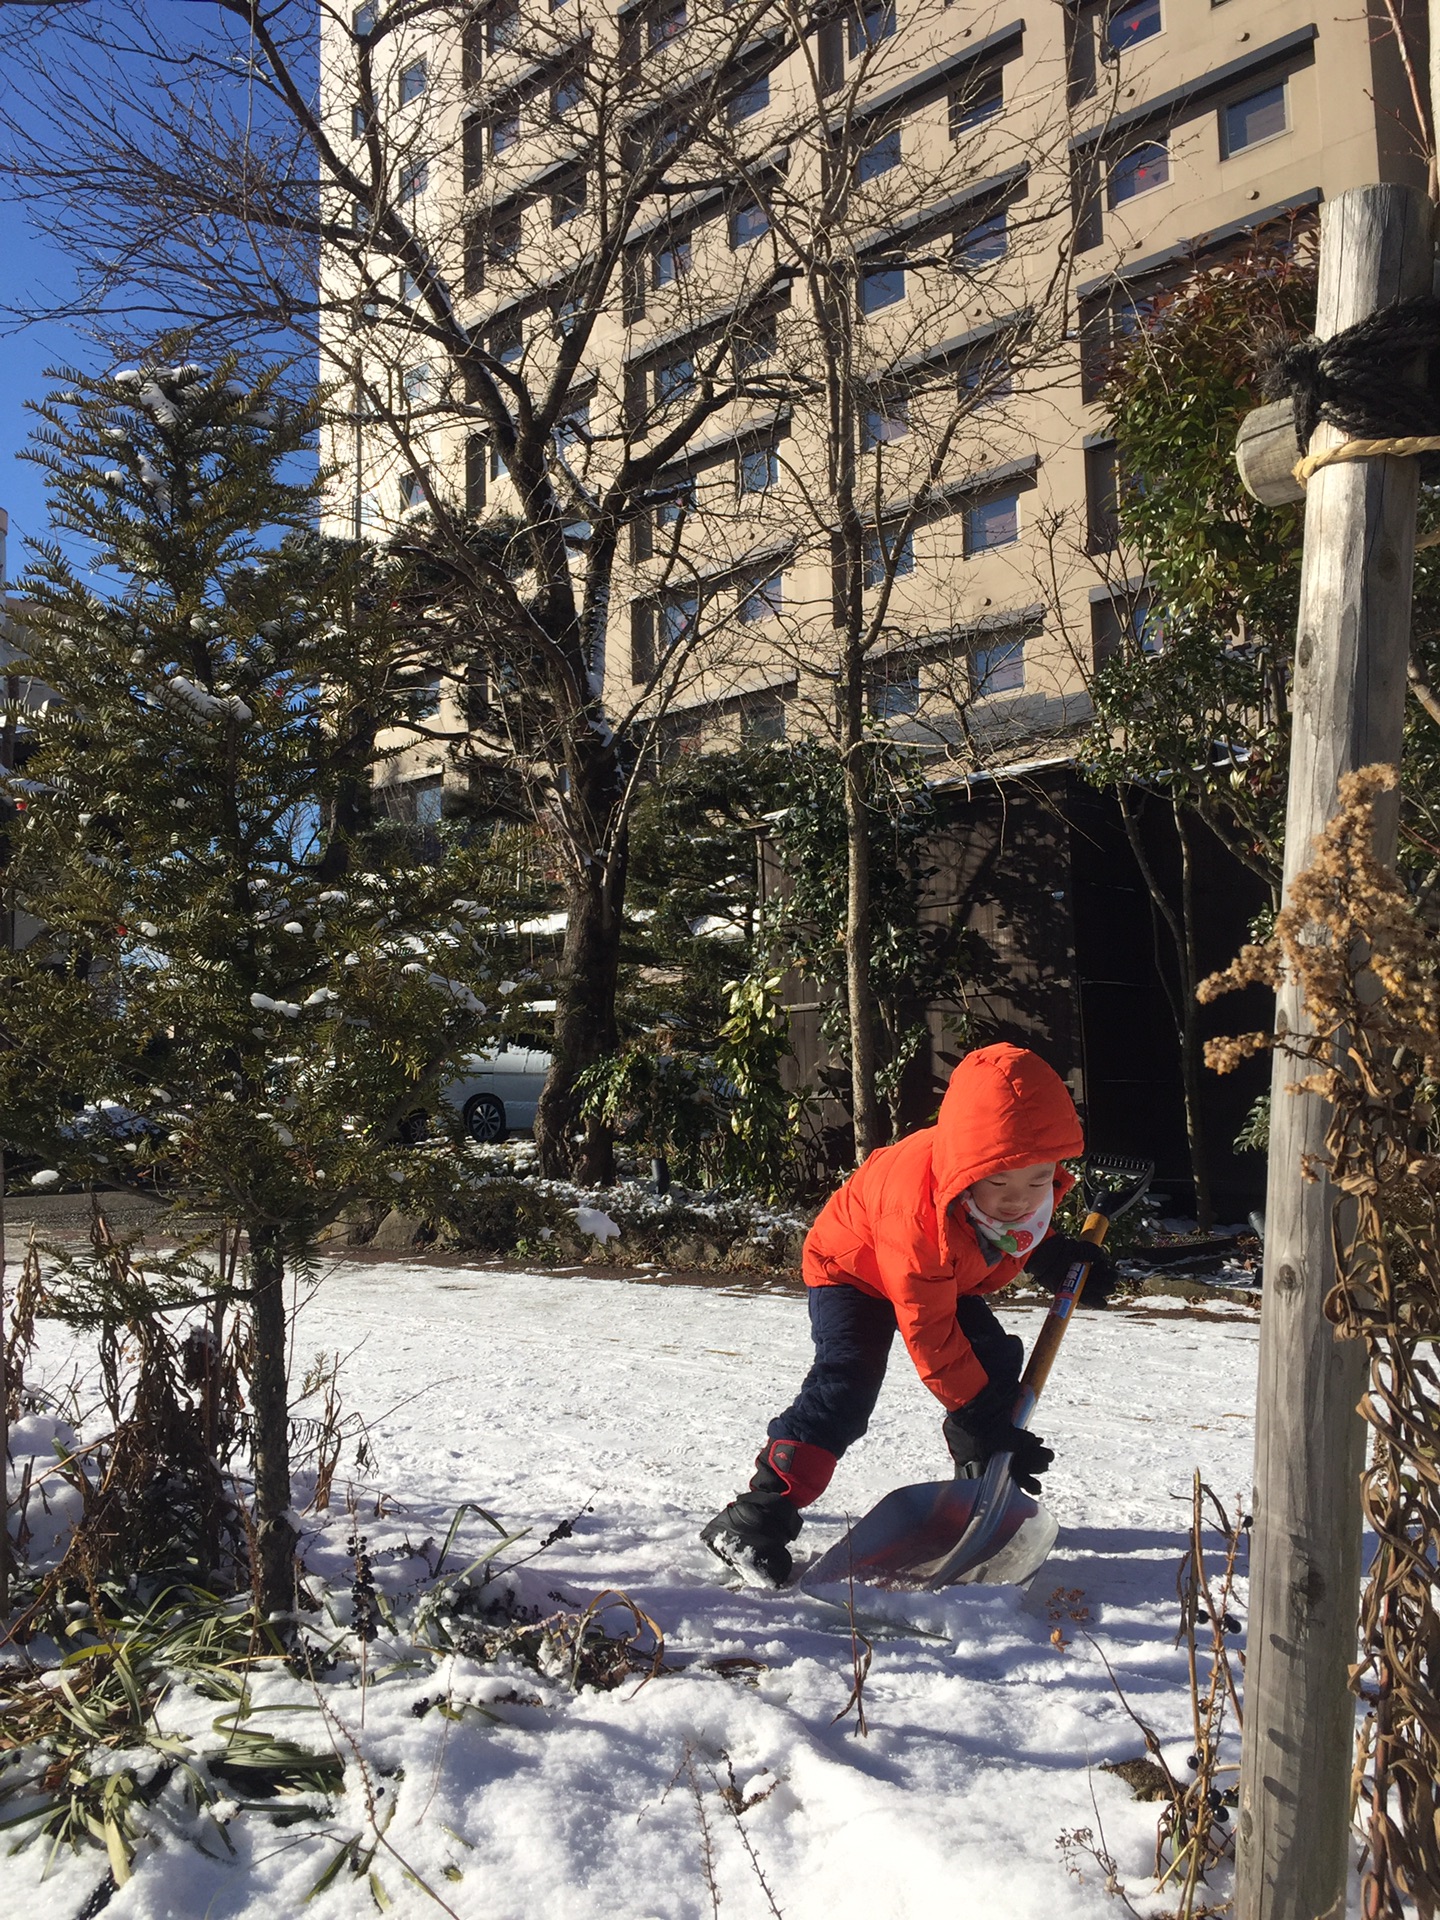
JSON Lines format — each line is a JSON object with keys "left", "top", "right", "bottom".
{"left": 798, "top": 1154, "right": 1154, "bottom": 1595}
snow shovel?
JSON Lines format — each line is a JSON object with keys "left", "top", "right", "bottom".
{"left": 799, "top": 1154, "right": 1154, "bottom": 1594}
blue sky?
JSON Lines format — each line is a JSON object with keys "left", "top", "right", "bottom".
{"left": 0, "top": 192, "right": 80, "bottom": 579}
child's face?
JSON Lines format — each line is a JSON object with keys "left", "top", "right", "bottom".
{"left": 968, "top": 1162, "right": 1057, "bottom": 1221}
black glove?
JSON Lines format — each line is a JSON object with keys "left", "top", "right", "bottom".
{"left": 943, "top": 1382, "right": 1055, "bottom": 1497}
{"left": 1025, "top": 1234, "right": 1118, "bottom": 1308}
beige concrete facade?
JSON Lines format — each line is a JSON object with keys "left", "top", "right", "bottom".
{"left": 318, "top": 1, "right": 1426, "bottom": 806}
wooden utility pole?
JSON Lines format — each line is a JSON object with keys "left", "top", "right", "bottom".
{"left": 1235, "top": 181, "right": 1433, "bottom": 1920}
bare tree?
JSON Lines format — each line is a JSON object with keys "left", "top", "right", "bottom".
{"left": 1, "top": 0, "right": 1117, "bottom": 1176}
{"left": 673, "top": 0, "right": 1096, "bottom": 1158}
{"left": 0, "top": 0, "right": 809, "bottom": 1179}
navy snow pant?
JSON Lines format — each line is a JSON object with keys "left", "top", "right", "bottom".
{"left": 767, "top": 1281, "right": 1023, "bottom": 1459}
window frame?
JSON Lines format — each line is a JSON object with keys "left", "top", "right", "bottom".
{"left": 863, "top": 524, "right": 915, "bottom": 588}
{"left": 964, "top": 490, "right": 1021, "bottom": 556}
{"left": 737, "top": 440, "right": 779, "bottom": 495}
{"left": 487, "top": 0, "right": 521, "bottom": 54}
{"left": 861, "top": 393, "right": 909, "bottom": 448}
{"left": 728, "top": 73, "right": 770, "bottom": 123}
{"left": 731, "top": 199, "right": 770, "bottom": 247}
{"left": 653, "top": 230, "right": 692, "bottom": 287}
{"left": 397, "top": 57, "right": 428, "bottom": 108}
{"left": 856, "top": 124, "right": 902, "bottom": 183}
{"left": 971, "top": 636, "right": 1026, "bottom": 696}
{"left": 848, "top": 0, "right": 897, "bottom": 58}
{"left": 950, "top": 65, "right": 1004, "bottom": 137}
{"left": 1104, "top": 0, "right": 1162, "bottom": 57}
{"left": 738, "top": 570, "right": 784, "bottom": 623}
{"left": 1108, "top": 139, "right": 1170, "bottom": 207}
{"left": 859, "top": 264, "right": 905, "bottom": 314}
{"left": 955, "top": 208, "right": 1007, "bottom": 268}
{"left": 1220, "top": 80, "right": 1289, "bottom": 159}
{"left": 871, "top": 663, "right": 922, "bottom": 719}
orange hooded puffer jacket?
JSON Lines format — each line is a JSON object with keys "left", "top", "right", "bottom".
{"left": 801, "top": 1043, "right": 1084, "bottom": 1409}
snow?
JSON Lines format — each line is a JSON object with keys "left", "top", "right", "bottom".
{"left": 5, "top": 1259, "right": 1281, "bottom": 1919}
{"left": 571, "top": 1205, "right": 621, "bottom": 1240}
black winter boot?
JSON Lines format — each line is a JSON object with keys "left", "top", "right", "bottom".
{"left": 701, "top": 1448, "right": 806, "bottom": 1588}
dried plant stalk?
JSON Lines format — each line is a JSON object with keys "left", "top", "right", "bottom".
{"left": 1200, "top": 765, "right": 1440, "bottom": 1918}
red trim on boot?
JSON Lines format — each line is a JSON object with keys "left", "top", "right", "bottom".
{"left": 764, "top": 1439, "right": 836, "bottom": 1508}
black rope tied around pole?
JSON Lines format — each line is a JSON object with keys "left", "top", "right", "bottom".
{"left": 1259, "top": 295, "right": 1440, "bottom": 479}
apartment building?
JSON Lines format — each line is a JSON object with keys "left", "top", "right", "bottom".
{"left": 318, "top": 0, "right": 1426, "bottom": 816}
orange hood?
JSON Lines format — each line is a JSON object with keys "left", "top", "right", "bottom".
{"left": 933, "top": 1043, "right": 1084, "bottom": 1220}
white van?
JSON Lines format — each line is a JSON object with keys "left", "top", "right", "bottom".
{"left": 400, "top": 1045, "right": 552, "bottom": 1144}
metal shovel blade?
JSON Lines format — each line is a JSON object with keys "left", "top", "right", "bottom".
{"left": 799, "top": 1474, "right": 1059, "bottom": 1592}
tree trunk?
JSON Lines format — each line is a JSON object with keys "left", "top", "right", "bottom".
{"left": 534, "top": 827, "right": 626, "bottom": 1185}
{"left": 1172, "top": 801, "right": 1214, "bottom": 1232}
{"left": 1117, "top": 787, "right": 1214, "bottom": 1230}
{"left": 247, "top": 1225, "right": 297, "bottom": 1619}
{"left": 842, "top": 662, "right": 886, "bottom": 1163}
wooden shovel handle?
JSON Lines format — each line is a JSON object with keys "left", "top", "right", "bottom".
{"left": 1017, "top": 1211, "right": 1111, "bottom": 1404}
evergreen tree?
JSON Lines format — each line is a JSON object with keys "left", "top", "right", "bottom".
{"left": 0, "top": 353, "right": 506, "bottom": 1612}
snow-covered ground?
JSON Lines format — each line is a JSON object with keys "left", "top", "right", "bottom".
{"left": 8, "top": 1259, "right": 1267, "bottom": 1919}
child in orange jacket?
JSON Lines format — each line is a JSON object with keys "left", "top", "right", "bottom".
{"left": 702, "top": 1042, "right": 1112, "bottom": 1585}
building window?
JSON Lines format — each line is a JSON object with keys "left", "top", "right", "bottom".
{"left": 489, "top": 215, "right": 522, "bottom": 265}
{"left": 859, "top": 265, "right": 905, "bottom": 314}
{"left": 654, "top": 354, "right": 695, "bottom": 405}
{"left": 951, "top": 66, "right": 1003, "bottom": 135}
{"left": 660, "top": 591, "right": 698, "bottom": 651}
{"left": 738, "top": 441, "right": 778, "bottom": 494}
{"left": 490, "top": 441, "right": 510, "bottom": 481}
{"left": 399, "top": 160, "right": 428, "bottom": 201}
{"left": 861, "top": 394, "right": 909, "bottom": 447}
{"left": 1084, "top": 441, "right": 1120, "bottom": 551}
{"left": 740, "top": 693, "right": 786, "bottom": 743}
{"left": 1092, "top": 591, "right": 1160, "bottom": 665}
{"left": 488, "top": 0, "right": 521, "bottom": 53}
{"left": 648, "top": 0, "right": 686, "bottom": 50}
{"left": 965, "top": 491, "right": 1020, "bottom": 553}
{"left": 398, "top": 58, "right": 427, "bottom": 107}
{"left": 399, "top": 266, "right": 422, "bottom": 303}
{"left": 857, "top": 126, "right": 901, "bottom": 182}
{"left": 729, "top": 74, "right": 770, "bottom": 123}
{"left": 555, "top": 403, "right": 589, "bottom": 451}
{"left": 399, "top": 468, "right": 430, "bottom": 512}
{"left": 959, "top": 350, "right": 1012, "bottom": 408}
{"left": 731, "top": 200, "right": 770, "bottom": 247}
{"left": 849, "top": 0, "right": 896, "bottom": 56}
{"left": 734, "top": 314, "right": 778, "bottom": 369}
{"left": 406, "top": 673, "right": 443, "bottom": 720}
{"left": 739, "top": 571, "right": 784, "bottom": 622}
{"left": 488, "top": 314, "right": 523, "bottom": 366}
{"left": 1222, "top": 82, "right": 1288, "bottom": 157}
{"left": 1109, "top": 140, "right": 1169, "bottom": 205}
{"left": 463, "top": 115, "right": 485, "bottom": 188}
{"left": 554, "top": 291, "right": 584, "bottom": 336}
{"left": 403, "top": 362, "right": 431, "bottom": 406}
{"left": 466, "top": 434, "right": 487, "bottom": 512}
{"left": 352, "top": 197, "right": 372, "bottom": 236}
{"left": 956, "top": 210, "right": 1007, "bottom": 267}
{"left": 863, "top": 526, "right": 914, "bottom": 587}
{"left": 972, "top": 637, "right": 1025, "bottom": 694}
{"left": 1106, "top": 0, "right": 1161, "bottom": 54}
{"left": 656, "top": 476, "right": 696, "bottom": 528}
{"left": 352, "top": 101, "right": 371, "bottom": 140}
{"left": 552, "top": 174, "right": 586, "bottom": 224}
{"left": 353, "top": 3, "right": 376, "bottom": 33}
{"left": 552, "top": 64, "right": 584, "bottom": 115}
{"left": 490, "top": 109, "right": 521, "bottom": 156}
{"left": 871, "top": 665, "right": 921, "bottom": 718}
{"left": 654, "top": 231, "right": 692, "bottom": 286}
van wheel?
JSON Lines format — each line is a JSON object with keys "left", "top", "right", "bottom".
{"left": 463, "top": 1094, "right": 508, "bottom": 1144}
